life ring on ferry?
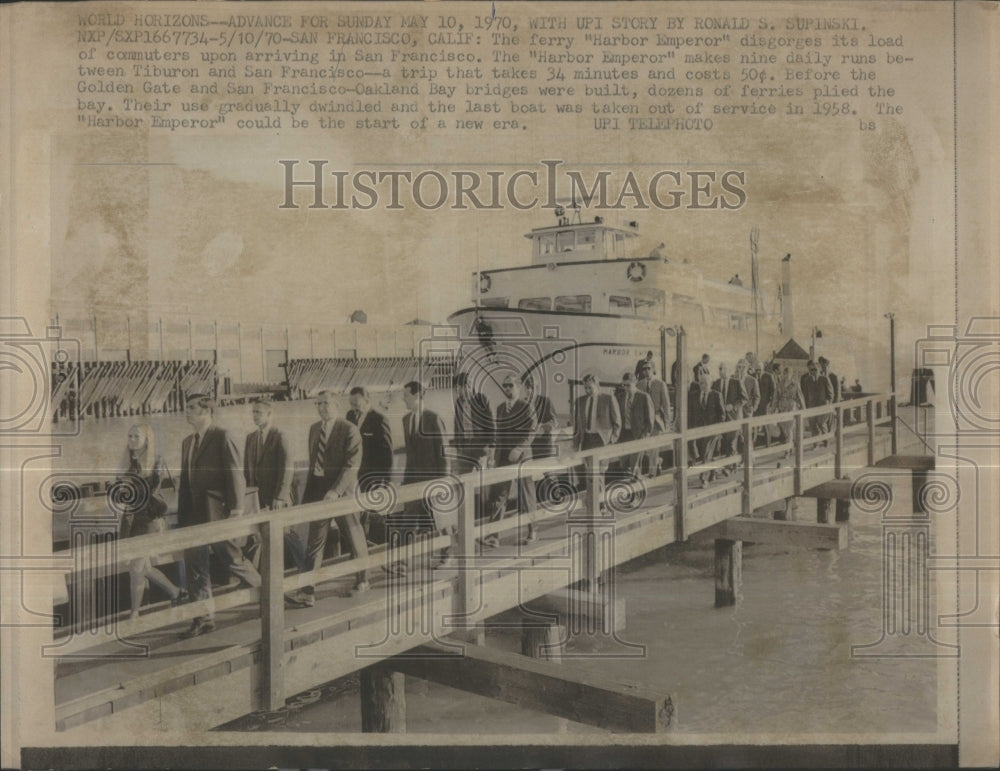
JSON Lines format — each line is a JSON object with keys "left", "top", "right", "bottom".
{"left": 627, "top": 261, "right": 646, "bottom": 282}
{"left": 479, "top": 274, "right": 492, "bottom": 293}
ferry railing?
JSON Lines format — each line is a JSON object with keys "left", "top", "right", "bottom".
{"left": 49, "top": 392, "right": 896, "bottom": 719}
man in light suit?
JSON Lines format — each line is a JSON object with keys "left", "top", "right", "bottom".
{"left": 242, "top": 396, "right": 293, "bottom": 569}
{"left": 346, "top": 386, "right": 393, "bottom": 544}
{"left": 617, "top": 372, "right": 655, "bottom": 478}
{"left": 285, "top": 390, "right": 368, "bottom": 607}
{"left": 574, "top": 373, "right": 621, "bottom": 451}
{"left": 638, "top": 361, "right": 672, "bottom": 476}
{"left": 177, "top": 393, "right": 261, "bottom": 638}
{"left": 392, "top": 381, "right": 450, "bottom": 576}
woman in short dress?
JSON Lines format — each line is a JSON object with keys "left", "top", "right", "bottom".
{"left": 119, "top": 424, "right": 187, "bottom": 619}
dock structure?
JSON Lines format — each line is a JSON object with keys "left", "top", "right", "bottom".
{"left": 48, "top": 393, "right": 925, "bottom": 735}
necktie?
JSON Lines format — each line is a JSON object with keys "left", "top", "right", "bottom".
{"left": 189, "top": 433, "right": 200, "bottom": 475}
{"left": 587, "top": 396, "right": 595, "bottom": 432}
{"left": 256, "top": 429, "right": 265, "bottom": 464}
{"left": 315, "top": 422, "right": 328, "bottom": 473}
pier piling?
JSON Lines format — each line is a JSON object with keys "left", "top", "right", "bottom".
{"left": 714, "top": 538, "right": 743, "bottom": 607}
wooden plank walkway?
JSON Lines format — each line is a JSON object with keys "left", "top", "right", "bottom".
{"left": 50, "top": 397, "right": 901, "bottom": 734}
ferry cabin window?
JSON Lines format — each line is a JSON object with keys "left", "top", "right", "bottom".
{"left": 635, "top": 297, "right": 659, "bottom": 316}
{"left": 729, "top": 313, "right": 748, "bottom": 331}
{"left": 555, "top": 294, "right": 592, "bottom": 313}
{"left": 538, "top": 235, "right": 556, "bottom": 257}
{"left": 609, "top": 295, "right": 634, "bottom": 315}
{"left": 480, "top": 297, "right": 510, "bottom": 309}
{"left": 557, "top": 230, "right": 575, "bottom": 252}
{"left": 576, "top": 229, "right": 597, "bottom": 251}
{"left": 611, "top": 232, "right": 627, "bottom": 259}
{"left": 518, "top": 297, "right": 552, "bottom": 311}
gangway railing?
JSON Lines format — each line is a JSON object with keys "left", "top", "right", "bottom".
{"left": 49, "top": 392, "right": 897, "bottom": 728}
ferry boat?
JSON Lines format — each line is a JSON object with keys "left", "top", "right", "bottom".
{"left": 446, "top": 205, "right": 791, "bottom": 413}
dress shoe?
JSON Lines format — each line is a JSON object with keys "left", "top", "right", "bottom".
{"left": 381, "top": 561, "right": 407, "bottom": 577}
{"left": 171, "top": 588, "right": 190, "bottom": 607}
{"left": 285, "top": 589, "right": 315, "bottom": 608}
{"left": 479, "top": 534, "right": 501, "bottom": 549}
{"left": 350, "top": 580, "right": 371, "bottom": 596}
{"left": 520, "top": 525, "right": 537, "bottom": 546}
{"left": 181, "top": 618, "right": 215, "bottom": 638}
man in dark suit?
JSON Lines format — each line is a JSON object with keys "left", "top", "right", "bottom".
{"left": 452, "top": 372, "right": 494, "bottom": 474}
{"left": 635, "top": 350, "right": 655, "bottom": 378}
{"left": 451, "top": 372, "right": 493, "bottom": 525}
{"left": 285, "top": 390, "right": 368, "bottom": 607}
{"left": 818, "top": 356, "right": 840, "bottom": 434}
{"left": 574, "top": 373, "right": 621, "bottom": 451}
{"left": 522, "top": 375, "right": 558, "bottom": 506}
{"left": 242, "top": 396, "right": 293, "bottom": 569}
{"left": 392, "top": 380, "right": 450, "bottom": 575}
{"left": 713, "top": 363, "right": 747, "bottom": 458}
{"left": 695, "top": 373, "right": 726, "bottom": 484}
{"left": 755, "top": 362, "right": 777, "bottom": 446}
{"left": 346, "top": 386, "right": 393, "bottom": 544}
{"left": 617, "top": 372, "right": 655, "bottom": 478}
{"left": 177, "top": 393, "right": 261, "bottom": 638}
{"left": 488, "top": 376, "right": 538, "bottom": 545}
{"left": 244, "top": 396, "right": 293, "bottom": 511}
{"left": 801, "top": 359, "right": 834, "bottom": 438}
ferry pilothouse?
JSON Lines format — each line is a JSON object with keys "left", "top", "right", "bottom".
{"left": 446, "top": 205, "right": 790, "bottom": 415}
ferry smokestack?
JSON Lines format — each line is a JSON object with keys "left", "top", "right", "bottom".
{"left": 781, "top": 254, "right": 794, "bottom": 339}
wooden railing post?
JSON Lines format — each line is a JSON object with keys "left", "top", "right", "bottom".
{"left": 578, "top": 455, "right": 601, "bottom": 591}
{"left": 866, "top": 398, "right": 876, "bottom": 466}
{"left": 793, "top": 413, "right": 804, "bottom": 496}
{"left": 890, "top": 392, "right": 898, "bottom": 455}
{"left": 834, "top": 405, "right": 844, "bottom": 479}
{"left": 457, "top": 477, "right": 477, "bottom": 625}
{"left": 741, "top": 421, "right": 753, "bottom": 515}
{"left": 260, "top": 519, "right": 285, "bottom": 712}
{"left": 673, "top": 436, "right": 687, "bottom": 542}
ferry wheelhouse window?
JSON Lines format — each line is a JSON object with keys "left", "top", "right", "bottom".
{"left": 557, "top": 230, "right": 575, "bottom": 252}
{"left": 480, "top": 297, "right": 510, "bottom": 309}
{"left": 609, "top": 295, "right": 634, "bottom": 315}
{"left": 518, "top": 297, "right": 552, "bottom": 311}
{"left": 555, "top": 294, "right": 591, "bottom": 312}
{"left": 729, "top": 313, "right": 748, "bottom": 330}
{"left": 576, "top": 229, "right": 597, "bottom": 251}
{"left": 538, "top": 235, "right": 556, "bottom": 257}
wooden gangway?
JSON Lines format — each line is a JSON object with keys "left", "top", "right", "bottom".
{"left": 50, "top": 394, "right": 901, "bottom": 734}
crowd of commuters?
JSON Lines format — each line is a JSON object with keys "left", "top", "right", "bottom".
{"left": 113, "top": 352, "right": 845, "bottom": 633}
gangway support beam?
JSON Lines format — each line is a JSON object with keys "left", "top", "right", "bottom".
{"left": 876, "top": 455, "right": 936, "bottom": 514}
{"left": 714, "top": 539, "right": 742, "bottom": 607}
{"left": 802, "top": 479, "right": 855, "bottom": 523}
{"left": 360, "top": 663, "right": 406, "bottom": 733}
{"left": 523, "top": 587, "right": 626, "bottom": 634}
{"left": 520, "top": 615, "right": 565, "bottom": 662}
{"left": 391, "top": 644, "right": 674, "bottom": 733}
{"left": 715, "top": 517, "right": 847, "bottom": 551}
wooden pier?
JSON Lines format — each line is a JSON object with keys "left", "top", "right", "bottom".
{"left": 48, "top": 393, "right": 917, "bottom": 735}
